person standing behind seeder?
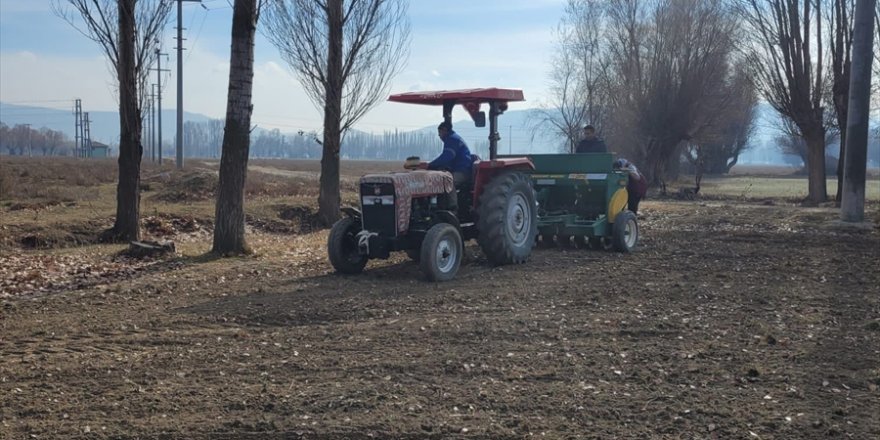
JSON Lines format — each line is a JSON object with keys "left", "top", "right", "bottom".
{"left": 576, "top": 125, "right": 608, "bottom": 153}
{"left": 613, "top": 158, "right": 648, "bottom": 215}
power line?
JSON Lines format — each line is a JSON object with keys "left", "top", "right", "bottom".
{"left": 184, "top": 3, "right": 210, "bottom": 64}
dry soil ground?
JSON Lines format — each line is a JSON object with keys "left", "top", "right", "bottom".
{"left": 1, "top": 157, "right": 879, "bottom": 439}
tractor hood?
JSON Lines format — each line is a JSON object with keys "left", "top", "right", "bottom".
{"left": 361, "top": 170, "right": 455, "bottom": 234}
{"left": 361, "top": 170, "right": 454, "bottom": 195}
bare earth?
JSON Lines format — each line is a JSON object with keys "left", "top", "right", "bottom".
{"left": 1, "top": 160, "right": 879, "bottom": 439}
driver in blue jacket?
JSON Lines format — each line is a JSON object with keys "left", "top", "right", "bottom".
{"left": 429, "top": 121, "right": 473, "bottom": 187}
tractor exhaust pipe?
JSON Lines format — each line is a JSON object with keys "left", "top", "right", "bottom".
{"left": 488, "top": 101, "right": 501, "bottom": 161}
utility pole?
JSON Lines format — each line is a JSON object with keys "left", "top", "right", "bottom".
{"left": 83, "top": 112, "right": 92, "bottom": 157}
{"left": 840, "top": 0, "right": 877, "bottom": 222}
{"left": 176, "top": 0, "right": 202, "bottom": 169}
{"left": 151, "top": 83, "right": 158, "bottom": 162}
{"left": 73, "top": 99, "right": 82, "bottom": 157}
{"left": 144, "top": 91, "right": 151, "bottom": 161}
{"left": 153, "top": 48, "right": 169, "bottom": 165}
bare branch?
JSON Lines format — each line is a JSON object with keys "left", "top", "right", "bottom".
{"left": 263, "top": 0, "right": 410, "bottom": 133}
{"left": 52, "top": 0, "right": 173, "bottom": 110}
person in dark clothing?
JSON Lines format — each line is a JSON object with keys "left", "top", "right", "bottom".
{"left": 426, "top": 122, "right": 474, "bottom": 213}
{"left": 614, "top": 158, "right": 648, "bottom": 215}
{"left": 429, "top": 121, "right": 473, "bottom": 186}
{"left": 576, "top": 125, "right": 608, "bottom": 153}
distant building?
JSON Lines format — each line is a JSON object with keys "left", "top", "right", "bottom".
{"left": 89, "top": 141, "right": 111, "bottom": 158}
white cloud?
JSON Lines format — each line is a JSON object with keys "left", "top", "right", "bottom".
{"left": 0, "top": 0, "right": 561, "bottom": 136}
{"left": 0, "top": 51, "right": 118, "bottom": 109}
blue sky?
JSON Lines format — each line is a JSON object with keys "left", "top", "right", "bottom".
{"left": 0, "top": 0, "right": 566, "bottom": 134}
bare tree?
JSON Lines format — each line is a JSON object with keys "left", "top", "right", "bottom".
{"left": 37, "top": 128, "right": 69, "bottom": 156}
{"left": 264, "top": 0, "right": 410, "bottom": 225}
{"left": 533, "top": 35, "right": 591, "bottom": 153}
{"left": 0, "top": 123, "right": 9, "bottom": 155}
{"left": 870, "top": 3, "right": 880, "bottom": 106}
{"left": 774, "top": 116, "right": 838, "bottom": 168}
{"left": 828, "top": 0, "right": 856, "bottom": 204}
{"left": 213, "top": 0, "right": 261, "bottom": 255}
{"left": 53, "top": 0, "right": 173, "bottom": 240}
{"left": 737, "top": 0, "right": 832, "bottom": 204}
{"left": 685, "top": 66, "right": 759, "bottom": 182}
{"left": 604, "top": 0, "right": 740, "bottom": 186}
{"left": 534, "top": 0, "right": 610, "bottom": 152}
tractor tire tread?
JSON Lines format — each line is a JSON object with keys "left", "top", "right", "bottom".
{"left": 476, "top": 172, "right": 537, "bottom": 265}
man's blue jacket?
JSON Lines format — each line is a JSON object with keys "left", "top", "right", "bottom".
{"left": 428, "top": 130, "right": 473, "bottom": 173}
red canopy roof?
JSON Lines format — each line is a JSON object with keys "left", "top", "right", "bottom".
{"left": 388, "top": 88, "right": 525, "bottom": 105}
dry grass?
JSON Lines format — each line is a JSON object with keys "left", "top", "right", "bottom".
{"left": 0, "top": 156, "right": 118, "bottom": 208}
{"left": 698, "top": 176, "right": 880, "bottom": 201}
{"left": 729, "top": 164, "right": 880, "bottom": 178}
{"left": 3, "top": 156, "right": 878, "bottom": 251}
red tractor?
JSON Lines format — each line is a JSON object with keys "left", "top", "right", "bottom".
{"left": 327, "top": 88, "right": 537, "bottom": 281}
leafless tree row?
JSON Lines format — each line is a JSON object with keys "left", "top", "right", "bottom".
{"left": 0, "top": 123, "right": 71, "bottom": 156}
{"left": 736, "top": 0, "right": 880, "bottom": 205}
{"left": 540, "top": 0, "right": 875, "bottom": 203}
{"left": 538, "top": 0, "right": 758, "bottom": 188}
{"left": 54, "top": 0, "right": 410, "bottom": 253}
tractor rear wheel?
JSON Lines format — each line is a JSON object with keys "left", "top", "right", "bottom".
{"left": 420, "top": 223, "right": 462, "bottom": 281}
{"left": 327, "top": 217, "right": 368, "bottom": 274}
{"left": 612, "top": 210, "right": 639, "bottom": 252}
{"left": 477, "top": 172, "right": 537, "bottom": 265}
{"left": 477, "top": 172, "right": 538, "bottom": 265}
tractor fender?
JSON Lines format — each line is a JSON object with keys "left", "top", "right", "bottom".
{"left": 432, "top": 210, "right": 460, "bottom": 230}
{"left": 340, "top": 207, "right": 362, "bottom": 221}
{"left": 472, "top": 158, "right": 535, "bottom": 209}
{"left": 608, "top": 188, "right": 629, "bottom": 223}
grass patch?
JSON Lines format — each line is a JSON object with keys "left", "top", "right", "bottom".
{"left": 668, "top": 175, "right": 880, "bottom": 202}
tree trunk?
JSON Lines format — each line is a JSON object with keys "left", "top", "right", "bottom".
{"left": 725, "top": 153, "right": 739, "bottom": 173}
{"left": 108, "top": 0, "right": 142, "bottom": 242}
{"left": 805, "top": 133, "right": 828, "bottom": 204}
{"left": 212, "top": 0, "right": 258, "bottom": 255}
{"left": 835, "top": 114, "right": 848, "bottom": 205}
{"left": 831, "top": 0, "right": 853, "bottom": 206}
{"left": 317, "top": 0, "right": 344, "bottom": 226}
{"left": 694, "top": 145, "right": 705, "bottom": 189}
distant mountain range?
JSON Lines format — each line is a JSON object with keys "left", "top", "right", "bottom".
{"left": 2, "top": 101, "right": 877, "bottom": 167}
{"left": 0, "top": 102, "right": 213, "bottom": 146}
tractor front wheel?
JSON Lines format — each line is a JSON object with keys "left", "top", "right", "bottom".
{"left": 420, "top": 223, "right": 462, "bottom": 282}
{"left": 327, "top": 217, "right": 368, "bottom": 274}
{"left": 611, "top": 210, "right": 639, "bottom": 252}
{"left": 477, "top": 172, "right": 538, "bottom": 265}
